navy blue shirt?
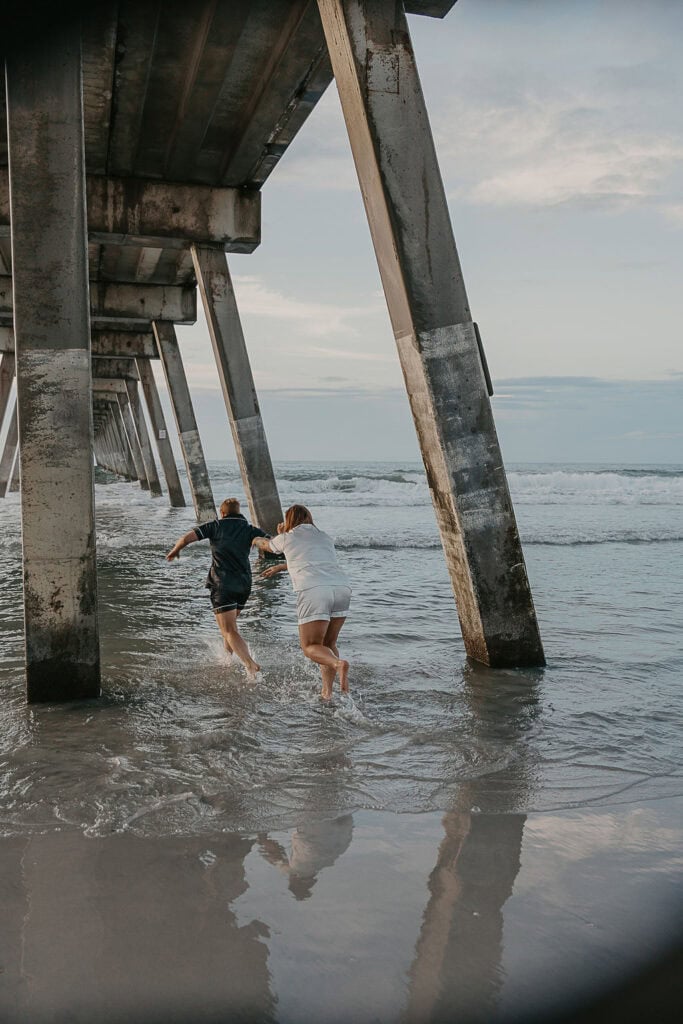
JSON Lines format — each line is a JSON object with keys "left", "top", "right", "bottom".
{"left": 194, "top": 514, "right": 267, "bottom": 592}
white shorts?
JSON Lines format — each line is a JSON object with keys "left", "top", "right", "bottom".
{"left": 296, "top": 585, "right": 352, "bottom": 626}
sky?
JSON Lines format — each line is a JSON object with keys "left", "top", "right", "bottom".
{"left": 162, "top": 0, "right": 683, "bottom": 464}
{"left": 4, "top": 0, "right": 682, "bottom": 465}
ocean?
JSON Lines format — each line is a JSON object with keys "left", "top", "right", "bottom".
{"left": 0, "top": 461, "right": 681, "bottom": 1022}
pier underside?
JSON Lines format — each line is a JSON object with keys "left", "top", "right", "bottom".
{"left": 0, "top": 0, "right": 544, "bottom": 701}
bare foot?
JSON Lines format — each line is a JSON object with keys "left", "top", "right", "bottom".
{"left": 321, "top": 685, "right": 333, "bottom": 701}
{"left": 337, "top": 659, "right": 350, "bottom": 693}
{"left": 245, "top": 659, "right": 261, "bottom": 680}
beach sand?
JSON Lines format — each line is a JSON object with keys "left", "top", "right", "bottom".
{"left": 1, "top": 798, "right": 681, "bottom": 1023}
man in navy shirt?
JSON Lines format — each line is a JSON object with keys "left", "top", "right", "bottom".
{"left": 166, "top": 498, "right": 267, "bottom": 678}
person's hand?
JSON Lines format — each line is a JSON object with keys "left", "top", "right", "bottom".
{"left": 260, "top": 564, "right": 284, "bottom": 579}
{"left": 276, "top": 522, "right": 285, "bottom": 534}
{"left": 166, "top": 546, "right": 181, "bottom": 562}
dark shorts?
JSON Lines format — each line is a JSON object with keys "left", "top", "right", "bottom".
{"left": 208, "top": 586, "right": 251, "bottom": 613}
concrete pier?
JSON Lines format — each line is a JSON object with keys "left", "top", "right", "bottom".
{"left": 0, "top": 350, "right": 15, "bottom": 428}
{"left": 9, "top": 451, "right": 20, "bottom": 493}
{"left": 0, "top": 400, "right": 18, "bottom": 498}
{"left": 192, "top": 246, "right": 282, "bottom": 533}
{"left": 107, "top": 401, "right": 137, "bottom": 480}
{"left": 6, "top": 25, "right": 100, "bottom": 698}
{"left": 136, "top": 357, "right": 186, "bottom": 508}
{"left": 153, "top": 321, "right": 215, "bottom": 523}
{"left": 317, "top": 0, "right": 545, "bottom": 667}
{"left": 116, "top": 392, "right": 149, "bottom": 490}
{"left": 125, "top": 378, "right": 163, "bottom": 498}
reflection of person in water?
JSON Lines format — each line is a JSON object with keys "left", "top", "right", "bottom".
{"left": 258, "top": 814, "right": 354, "bottom": 900}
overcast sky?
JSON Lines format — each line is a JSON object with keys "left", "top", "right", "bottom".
{"left": 164, "top": 0, "right": 683, "bottom": 464}
{"left": 5, "top": 0, "right": 681, "bottom": 466}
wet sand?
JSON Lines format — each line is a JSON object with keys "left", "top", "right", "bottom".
{"left": 1, "top": 797, "right": 681, "bottom": 1023}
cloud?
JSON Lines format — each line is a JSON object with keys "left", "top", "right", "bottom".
{"left": 437, "top": 86, "right": 683, "bottom": 212}
{"left": 231, "top": 274, "right": 383, "bottom": 338}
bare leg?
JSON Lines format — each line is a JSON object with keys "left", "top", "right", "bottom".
{"left": 299, "top": 620, "right": 349, "bottom": 700}
{"left": 215, "top": 608, "right": 260, "bottom": 678}
{"left": 324, "top": 617, "right": 348, "bottom": 693}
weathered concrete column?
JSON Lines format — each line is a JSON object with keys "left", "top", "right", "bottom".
{"left": 6, "top": 24, "right": 100, "bottom": 698}
{"left": 153, "top": 321, "right": 215, "bottom": 523}
{"left": 0, "top": 350, "right": 16, "bottom": 428}
{"left": 117, "top": 393, "right": 148, "bottom": 490}
{"left": 317, "top": 0, "right": 544, "bottom": 667}
{"left": 124, "top": 378, "right": 162, "bottom": 498}
{"left": 191, "top": 246, "right": 282, "bottom": 533}
{"left": 136, "top": 357, "right": 186, "bottom": 508}
{"left": 0, "top": 399, "right": 18, "bottom": 498}
{"left": 101, "top": 414, "right": 120, "bottom": 476}
{"left": 97, "top": 405, "right": 120, "bottom": 476}
{"left": 106, "top": 406, "right": 129, "bottom": 478}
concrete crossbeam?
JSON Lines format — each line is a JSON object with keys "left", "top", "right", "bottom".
{"left": 318, "top": 0, "right": 544, "bottom": 668}
{"left": 0, "top": 169, "right": 261, "bottom": 252}
{"left": 90, "top": 332, "right": 159, "bottom": 359}
{"left": 93, "top": 379, "right": 128, "bottom": 393}
{"left": 92, "top": 358, "right": 139, "bottom": 380}
{"left": 0, "top": 278, "right": 197, "bottom": 324}
{"left": 6, "top": 25, "right": 101, "bottom": 699}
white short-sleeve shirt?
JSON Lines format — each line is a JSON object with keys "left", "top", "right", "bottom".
{"left": 268, "top": 524, "right": 350, "bottom": 593}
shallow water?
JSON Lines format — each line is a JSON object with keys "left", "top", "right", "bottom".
{"left": 0, "top": 461, "right": 681, "bottom": 837}
{"left": 0, "top": 461, "right": 682, "bottom": 1021}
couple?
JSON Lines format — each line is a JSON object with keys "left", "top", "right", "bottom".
{"left": 166, "top": 499, "right": 351, "bottom": 700}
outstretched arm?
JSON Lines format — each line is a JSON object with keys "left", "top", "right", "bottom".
{"left": 252, "top": 536, "right": 276, "bottom": 554}
{"left": 166, "top": 530, "right": 200, "bottom": 561}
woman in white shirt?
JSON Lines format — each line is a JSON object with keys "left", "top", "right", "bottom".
{"left": 253, "top": 504, "right": 351, "bottom": 699}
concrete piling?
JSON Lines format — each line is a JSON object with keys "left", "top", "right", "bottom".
{"left": 6, "top": 24, "right": 100, "bottom": 698}
{"left": 0, "top": 399, "right": 18, "bottom": 498}
{"left": 0, "top": 351, "right": 16, "bottom": 428}
{"left": 117, "top": 392, "right": 149, "bottom": 490}
{"left": 192, "top": 245, "right": 282, "bottom": 534}
{"left": 9, "top": 451, "right": 21, "bottom": 493}
{"left": 153, "top": 321, "right": 216, "bottom": 523}
{"left": 317, "top": 0, "right": 545, "bottom": 667}
{"left": 136, "top": 357, "right": 186, "bottom": 508}
{"left": 124, "top": 378, "right": 163, "bottom": 498}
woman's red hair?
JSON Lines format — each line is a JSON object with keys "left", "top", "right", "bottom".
{"left": 283, "top": 504, "right": 313, "bottom": 532}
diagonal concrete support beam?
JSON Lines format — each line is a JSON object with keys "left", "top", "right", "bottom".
{"left": 9, "top": 449, "right": 21, "bottom": 492}
{"left": 0, "top": 399, "right": 18, "bottom": 498}
{"left": 153, "top": 321, "right": 215, "bottom": 523}
{"left": 6, "top": 24, "right": 100, "bottom": 699}
{"left": 136, "top": 358, "right": 185, "bottom": 508}
{"left": 192, "top": 245, "right": 282, "bottom": 533}
{"left": 318, "top": 0, "right": 544, "bottom": 667}
{"left": 116, "top": 392, "right": 149, "bottom": 490}
{"left": 0, "top": 349, "right": 16, "bottom": 429}
{"left": 0, "top": 169, "right": 261, "bottom": 253}
{"left": 125, "top": 378, "right": 162, "bottom": 497}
